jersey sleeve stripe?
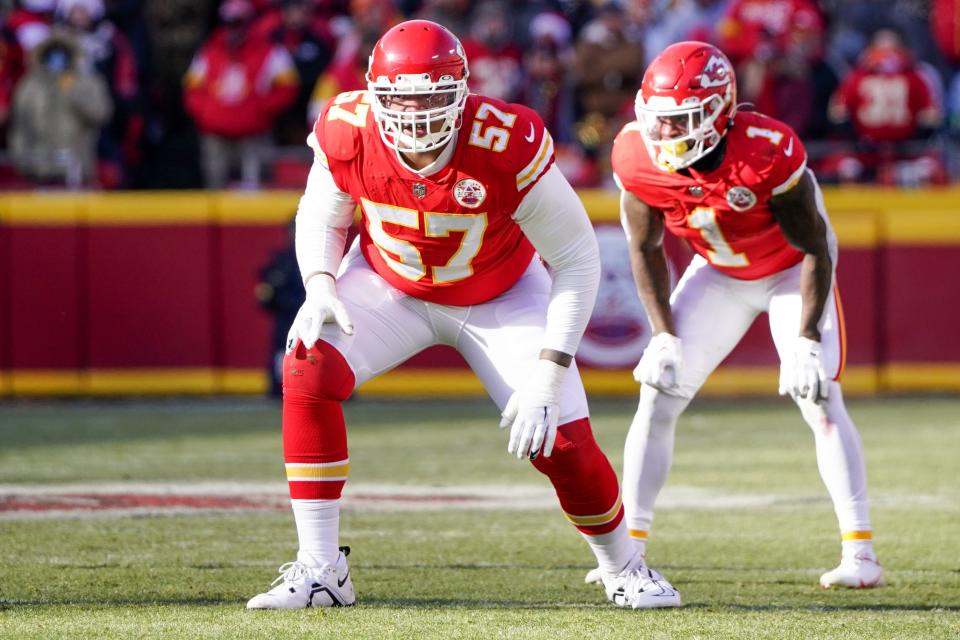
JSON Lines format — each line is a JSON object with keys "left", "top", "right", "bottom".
{"left": 516, "top": 131, "right": 554, "bottom": 191}
{"left": 771, "top": 159, "right": 807, "bottom": 195}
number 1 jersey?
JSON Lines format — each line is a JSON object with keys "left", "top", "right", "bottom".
{"left": 612, "top": 111, "right": 808, "bottom": 280}
{"left": 313, "top": 91, "right": 556, "bottom": 305}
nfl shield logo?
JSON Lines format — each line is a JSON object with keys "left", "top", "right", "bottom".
{"left": 413, "top": 183, "right": 427, "bottom": 199}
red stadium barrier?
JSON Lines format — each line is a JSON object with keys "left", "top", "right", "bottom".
{"left": 1, "top": 188, "right": 959, "bottom": 396}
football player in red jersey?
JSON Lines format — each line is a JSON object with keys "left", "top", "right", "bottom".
{"left": 246, "top": 20, "right": 680, "bottom": 610}
{"left": 590, "top": 41, "right": 884, "bottom": 590}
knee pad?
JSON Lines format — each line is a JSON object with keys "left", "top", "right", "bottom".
{"left": 531, "top": 418, "right": 598, "bottom": 479}
{"left": 283, "top": 340, "right": 355, "bottom": 402}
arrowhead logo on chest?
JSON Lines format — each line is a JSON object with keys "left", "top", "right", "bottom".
{"left": 726, "top": 186, "right": 757, "bottom": 211}
{"left": 412, "top": 183, "right": 427, "bottom": 199}
{"left": 454, "top": 178, "right": 486, "bottom": 209}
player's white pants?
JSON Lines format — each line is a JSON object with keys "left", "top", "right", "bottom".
{"left": 623, "top": 255, "right": 873, "bottom": 544}
{"left": 316, "top": 241, "right": 590, "bottom": 423}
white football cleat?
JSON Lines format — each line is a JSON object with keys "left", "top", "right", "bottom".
{"left": 820, "top": 553, "right": 886, "bottom": 589}
{"left": 246, "top": 547, "right": 355, "bottom": 609}
{"left": 584, "top": 566, "right": 602, "bottom": 585}
{"left": 602, "top": 554, "right": 681, "bottom": 609}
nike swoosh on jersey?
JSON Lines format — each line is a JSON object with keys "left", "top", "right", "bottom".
{"left": 525, "top": 123, "right": 535, "bottom": 143}
{"left": 784, "top": 138, "right": 794, "bottom": 157}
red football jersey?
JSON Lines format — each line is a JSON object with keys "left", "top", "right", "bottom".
{"left": 313, "top": 91, "right": 555, "bottom": 305}
{"left": 831, "top": 67, "right": 935, "bottom": 142}
{"left": 612, "top": 111, "right": 806, "bottom": 280}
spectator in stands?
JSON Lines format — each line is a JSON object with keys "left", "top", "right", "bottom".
{"left": 306, "top": 0, "right": 397, "bottom": 124}
{"left": 6, "top": 0, "right": 54, "bottom": 51}
{"left": 573, "top": 2, "right": 645, "bottom": 123}
{"left": 750, "top": 12, "right": 837, "bottom": 139}
{"left": 932, "top": 0, "right": 960, "bottom": 65}
{"left": 414, "top": 0, "right": 473, "bottom": 39}
{"left": 830, "top": 28, "right": 942, "bottom": 144}
{"left": 642, "top": 0, "right": 726, "bottom": 64}
{"left": 0, "top": 19, "right": 25, "bottom": 138}
{"left": 183, "top": 0, "right": 299, "bottom": 189}
{"left": 461, "top": 1, "right": 522, "bottom": 103}
{"left": 521, "top": 10, "right": 575, "bottom": 144}
{"left": 827, "top": 28, "right": 944, "bottom": 185}
{"left": 55, "top": 0, "right": 141, "bottom": 188}
{"left": 716, "top": 0, "right": 824, "bottom": 67}
{"left": 824, "top": 0, "right": 945, "bottom": 77}
{"left": 716, "top": 0, "right": 826, "bottom": 114}
{"left": 255, "top": 0, "right": 333, "bottom": 145}
{"left": 571, "top": 1, "right": 645, "bottom": 185}
{"left": 9, "top": 30, "right": 112, "bottom": 185}
{"left": 141, "top": 0, "right": 212, "bottom": 188}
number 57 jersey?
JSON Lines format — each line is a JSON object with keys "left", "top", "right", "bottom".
{"left": 313, "top": 91, "right": 556, "bottom": 306}
{"left": 612, "top": 111, "right": 810, "bottom": 280}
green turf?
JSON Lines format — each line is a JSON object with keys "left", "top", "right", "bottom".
{"left": 0, "top": 397, "right": 958, "bottom": 638}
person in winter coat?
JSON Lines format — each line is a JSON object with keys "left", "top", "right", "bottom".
{"left": 9, "top": 30, "right": 112, "bottom": 185}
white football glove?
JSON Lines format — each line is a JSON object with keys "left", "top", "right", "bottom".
{"left": 285, "top": 273, "right": 354, "bottom": 353}
{"left": 499, "top": 359, "right": 567, "bottom": 460}
{"left": 779, "top": 336, "right": 829, "bottom": 402}
{"left": 634, "top": 333, "right": 682, "bottom": 393}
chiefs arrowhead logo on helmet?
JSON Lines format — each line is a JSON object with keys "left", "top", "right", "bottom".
{"left": 700, "top": 55, "right": 731, "bottom": 88}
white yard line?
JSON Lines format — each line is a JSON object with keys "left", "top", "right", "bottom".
{"left": 0, "top": 482, "right": 953, "bottom": 520}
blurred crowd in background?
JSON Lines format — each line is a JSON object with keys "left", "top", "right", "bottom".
{"left": 1, "top": 0, "right": 959, "bottom": 190}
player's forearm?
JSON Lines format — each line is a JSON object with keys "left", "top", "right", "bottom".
{"left": 632, "top": 248, "right": 676, "bottom": 336}
{"left": 798, "top": 250, "right": 832, "bottom": 341}
{"left": 770, "top": 171, "right": 833, "bottom": 341}
{"left": 540, "top": 256, "right": 601, "bottom": 357}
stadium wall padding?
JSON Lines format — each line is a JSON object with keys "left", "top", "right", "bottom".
{"left": 1, "top": 188, "right": 959, "bottom": 397}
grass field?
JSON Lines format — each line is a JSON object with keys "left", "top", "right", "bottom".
{"left": 1, "top": 396, "right": 958, "bottom": 639}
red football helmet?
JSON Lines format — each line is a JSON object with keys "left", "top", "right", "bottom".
{"left": 366, "top": 20, "right": 470, "bottom": 153}
{"left": 635, "top": 41, "right": 737, "bottom": 170}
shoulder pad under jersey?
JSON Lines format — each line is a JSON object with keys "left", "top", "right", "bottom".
{"left": 611, "top": 121, "right": 654, "bottom": 193}
{"left": 311, "top": 90, "right": 372, "bottom": 164}
{"left": 472, "top": 99, "right": 554, "bottom": 192}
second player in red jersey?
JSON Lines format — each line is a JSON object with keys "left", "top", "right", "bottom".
{"left": 613, "top": 110, "right": 807, "bottom": 280}
{"left": 589, "top": 41, "right": 884, "bottom": 593}
{"left": 247, "top": 20, "right": 680, "bottom": 611}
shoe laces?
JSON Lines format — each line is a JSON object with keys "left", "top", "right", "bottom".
{"left": 271, "top": 561, "right": 312, "bottom": 587}
{"left": 612, "top": 567, "right": 665, "bottom": 602}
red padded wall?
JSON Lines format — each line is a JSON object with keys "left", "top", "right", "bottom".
{"left": 884, "top": 246, "right": 960, "bottom": 362}
{"left": 8, "top": 227, "right": 83, "bottom": 369}
{"left": 218, "top": 226, "right": 288, "bottom": 368}
{"left": 85, "top": 227, "right": 215, "bottom": 367}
